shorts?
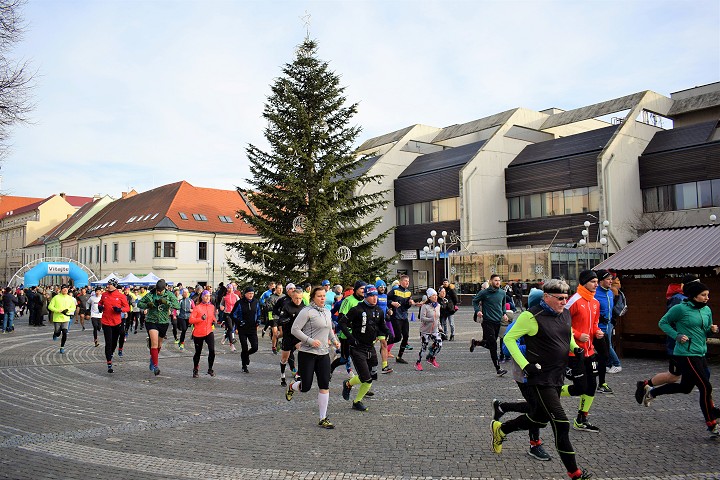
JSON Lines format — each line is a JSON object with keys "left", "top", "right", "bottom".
{"left": 145, "top": 322, "right": 169, "bottom": 338}
{"left": 282, "top": 333, "right": 300, "bottom": 352}
{"left": 81, "top": 308, "right": 91, "bottom": 316}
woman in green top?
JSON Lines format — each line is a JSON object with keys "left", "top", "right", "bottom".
{"left": 137, "top": 279, "right": 180, "bottom": 375}
{"left": 644, "top": 280, "right": 719, "bottom": 436}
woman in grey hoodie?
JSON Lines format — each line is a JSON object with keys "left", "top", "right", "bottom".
{"left": 287, "top": 286, "right": 340, "bottom": 429}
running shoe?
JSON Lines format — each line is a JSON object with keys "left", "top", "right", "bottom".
{"left": 569, "top": 468, "right": 592, "bottom": 479}
{"left": 342, "top": 380, "right": 352, "bottom": 401}
{"left": 596, "top": 383, "right": 614, "bottom": 394}
{"left": 118, "top": 349, "right": 123, "bottom": 358}
{"left": 607, "top": 366, "right": 622, "bottom": 374}
{"left": 573, "top": 418, "right": 600, "bottom": 432}
{"left": 230, "top": 344, "right": 236, "bottom": 352}
{"left": 318, "top": 417, "right": 335, "bottom": 429}
{"left": 280, "top": 377, "right": 287, "bottom": 387}
{"left": 415, "top": 361, "right": 423, "bottom": 371}
{"left": 492, "top": 399, "right": 504, "bottom": 421}
{"left": 352, "top": 401, "right": 368, "bottom": 412}
{"left": 193, "top": 369, "right": 199, "bottom": 378}
{"left": 207, "top": 369, "right": 215, "bottom": 377}
{"left": 528, "top": 444, "right": 551, "bottom": 461}
{"left": 242, "top": 366, "right": 249, "bottom": 374}
{"left": 381, "top": 366, "right": 394, "bottom": 374}
{"left": 427, "top": 358, "right": 440, "bottom": 368}
{"left": 59, "top": 347, "right": 65, "bottom": 354}
{"left": 221, "top": 337, "right": 227, "bottom": 345}
{"left": 94, "top": 340, "right": 99, "bottom": 347}
{"left": 709, "top": 423, "right": 719, "bottom": 437}
{"left": 470, "top": 339, "right": 477, "bottom": 352}
{"left": 405, "top": 345, "right": 413, "bottom": 351}
{"left": 179, "top": 343, "right": 184, "bottom": 350}
{"left": 364, "top": 391, "right": 374, "bottom": 397}
{"left": 153, "top": 367, "right": 161, "bottom": 376}
{"left": 491, "top": 420, "right": 506, "bottom": 454}
{"left": 174, "top": 339, "right": 180, "bottom": 344}
{"left": 634, "top": 381, "right": 647, "bottom": 404}
{"left": 496, "top": 369, "right": 508, "bottom": 377}
{"left": 52, "top": 334, "right": 58, "bottom": 341}
{"left": 642, "top": 384, "right": 654, "bottom": 407}
{"left": 285, "top": 382, "right": 295, "bottom": 401}
{"left": 395, "top": 357, "right": 408, "bottom": 364}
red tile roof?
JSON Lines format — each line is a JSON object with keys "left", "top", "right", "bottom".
{"left": 0, "top": 195, "right": 44, "bottom": 220}
{"left": 75, "top": 181, "right": 257, "bottom": 240}
{"left": 1, "top": 194, "right": 93, "bottom": 219}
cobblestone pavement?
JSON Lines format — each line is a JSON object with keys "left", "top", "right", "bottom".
{"left": 1, "top": 308, "right": 719, "bottom": 480}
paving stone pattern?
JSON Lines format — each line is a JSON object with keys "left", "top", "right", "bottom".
{"left": 1, "top": 308, "right": 719, "bottom": 479}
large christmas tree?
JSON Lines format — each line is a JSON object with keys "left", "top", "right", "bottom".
{"left": 227, "top": 38, "right": 394, "bottom": 287}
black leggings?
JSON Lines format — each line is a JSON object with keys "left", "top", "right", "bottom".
{"left": 330, "top": 337, "right": 351, "bottom": 373}
{"left": 102, "top": 324, "right": 123, "bottom": 362}
{"left": 298, "top": 351, "right": 331, "bottom": 391}
{"left": 498, "top": 382, "right": 541, "bottom": 442}
{"left": 91, "top": 317, "right": 101, "bottom": 341}
{"left": 53, "top": 322, "right": 68, "bottom": 347}
{"left": 501, "top": 384, "right": 578, "bottom": 473}
{"left": 566, "top": 354, "right": 598, "bottom": 399}
{"left": 177, "top": 317, "right": 189, "bottom": 345}
{"left": 237, "top": 332, "right": 258, "bottom": 367}
{"left": 396, "top": 318, "right": 410, "bottom": 355}
{"left": 481, "top": 321, "right": 501, "bottom": 370}
{"left": 593, "top": 336, "right": 609, "bottom": 385}
{"left": 193, "top": 332, "right": 215, "bottom": 370}
{"left": 652, "top": 355, "right": 717, "bottom": 423}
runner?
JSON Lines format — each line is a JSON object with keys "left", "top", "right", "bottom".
{"left": 98, "top": 278, "right": 130, "bottom": 373}
{"left": 286, "top": 286, "right": 341, "bottom": 429}
{"left": 415, "top": 288, "right": 442, "bottom": 371}
{"left": 88, "top": 287, "right": 103, "bottom": 347}
{"left": 176, "top": 288, "right": 194, "bottom": 350}
{"left": 189, "top": 290, "right": 217, "bottom": 378}
{"left": 47, "top": 284, "right": 76, "bottom": 354}
{"left": 277, "top": 287, "right": 305, "bottom": 386}
{"left": 137, "top": 279, "right": 180, "bottom": 376}
{"left": 338, "top": 285, "right": 389, "bottom": 412}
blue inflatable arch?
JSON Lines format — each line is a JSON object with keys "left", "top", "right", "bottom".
{"left": 23, "top": 262, "right": 90, "bottom": 288}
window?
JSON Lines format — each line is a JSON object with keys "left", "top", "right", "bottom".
{"left": 643, "top": 187, "right": 658, "bottom": 212}
{"left": 508, "top": 197, "right": 520, "bottom": 220}
{"left": 103, "top": 244, "right": 107, "bottom": 262}
{"left": 697, "top": 180, "right": 713, "bottom": 208}
{"left": 713, "top": 179, "right": 720, "bottom": 207}
{"left": 674, "top": 182, "right": 698, "bottom": 210}
{"left": 218, "top": 215, "right": 234, "bottom": 223}
{"left": 179, "top": 212, "right": 188, "bottom": 220}
{"left": 112, "top": 243, "right": 119, "bottom": 262}
{"left": 95, "top": 246, "right": 99, "bottom": 263}
{"left": 130, "top": 241, "right": 136, "bottom": 261}
{"left": 154, "top": 241, "right": 175, "bottom": 258}
{"left": 192, "top": 213, "right": 208, "bottom": 221}
{"left": 151, "top": 213, "right": 158, "bottom": 220}
{"left": 397, "top": 205, "right": 407, "bottom": 225}
{"left": 396, "top": 197, "right": 461, "bottom": 226}
{"left": 544, "top": 191, "right": 563, "bottom": 216}
{"left": 89, "top": 247, "right": 92, "bottom": 264}
{"left": 521, "top": 193, "right": 542, "bottom": 219}
{"left": 198, "top": 241, "right": 208, "bottom": 260}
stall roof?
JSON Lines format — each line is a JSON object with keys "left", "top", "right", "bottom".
{"left": 595, "top": 224, "right": 720, "bottom": 272}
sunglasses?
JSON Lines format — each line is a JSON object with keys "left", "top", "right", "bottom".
{"left": 546, "top": 294, "right": 569, "bottom": 302}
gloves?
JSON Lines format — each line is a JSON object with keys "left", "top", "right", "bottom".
{"left": 571, "top": 348, "right": 585, "bottom": 378}
{"left": 98, "top": 306, "right": 104, "bottom": 313}
{"left": 676, "top": 334, "right": 687, "bottom": 343}
{"left": 61, "top": 309, "right": 69, "bottom": 315}
{"left": 523, "top": 363, "right": 541, "bottom": 378}
{"left": 113, "top": 306, "right": 122, "bottom": 313}
{"left": 202, "top": 314, "right": 207, "bottom": 320}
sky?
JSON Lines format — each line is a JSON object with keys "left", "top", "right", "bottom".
{"left": 1, "top": 0, "right": 718, "bottom": 200}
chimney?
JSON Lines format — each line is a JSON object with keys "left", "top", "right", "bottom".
{"left": 59, "top": 192, "right": 66, "bottom": 198}
{"left": 121, "top": 191, "right": 128, "bottom": 199}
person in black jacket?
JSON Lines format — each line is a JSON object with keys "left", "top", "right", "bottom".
{"left": 441, "top": 279, "right": 459, "bottom": 340}
{"left": 277, "top": 288, "right": 305, "bottom": 386}
{"left": 438, "top": 287, "right": 455, "bottom": 341}
{"left": 338, "top": 286, "right": 390, "bottom": 412}
{"left": 231, "top": 286, "right": 261, "bottom": 373}
{"left": 2, "top": 287, "right": 19, "bottom": 333}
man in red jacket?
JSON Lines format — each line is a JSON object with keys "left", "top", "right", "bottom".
{"left": 563, "top": 270, "right": 604, "bottom": 432}
{"left": 99, "top": 278, "right": 130, "bottom": 373}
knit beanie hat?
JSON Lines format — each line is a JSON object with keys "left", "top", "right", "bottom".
{"left": 426, "top": 288, "right": 437, "bottom": 297}
{"left": 354, "top": 280, "right": 367, "bottom": 292}
{"left": 578, "top": 270, "right": 598, "bottom": 286}
{"left": 683, "top": 279, "right": 708, "bottom": 299}
{"left": 528, "top": 288, "right": 544, "bottom": 308}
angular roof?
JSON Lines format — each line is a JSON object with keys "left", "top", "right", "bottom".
{"left": 0, "top": 195, "right": 43, "bottom": 220}
{"left": 594, "top": 225, "right": 720, "bottom": 272}
{"left": 1, "top": 194, "right": 93, "bottom": 219}
{"left": 63, "top": 195, "right": 94, "bottom": 207}
{"left": 508, "top": 125, "right": 618, "bottom": 167}
{"left": 432, "top": 109, "right": 516, "bottom": 143}
{"left": 75, "top": 181, "right": 257, "bottom": 240}
{"left": 641, "top": 120, "right": 718, "bottom": 155}
{"left": 668, "top": 90, "right": 720, "bottom": 117}
{"left": 399, "top": 140, "right": 486, "bottom": 178}
{"left": 357, "top": 125, "right": 416, "bottom": 152}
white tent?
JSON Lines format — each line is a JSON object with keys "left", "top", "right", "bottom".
{"left": 137, "top": 272, "right": 173, "bottom": 286}
{"left": 119, "top": 273, "right": 143, "bottom": 285}
{"left": 90, "top": 273, "right": 121, "bottom": 286}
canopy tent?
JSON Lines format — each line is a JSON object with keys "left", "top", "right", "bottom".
{"left": 90, "top": 273, "right": 121, "bottom": 286}
{"left": 119, "top": 273, "right": 143, "bottom": 285}
{"left": 136, "top": 272, "right": 173, "bottom": 286}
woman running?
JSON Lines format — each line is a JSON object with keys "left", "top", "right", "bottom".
{"left": 189, "top": 290, "right": 217, "bottom": 378}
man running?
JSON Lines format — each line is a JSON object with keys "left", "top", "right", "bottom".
{"left": 471, "top": 274, "right": 509, "bottom": 376}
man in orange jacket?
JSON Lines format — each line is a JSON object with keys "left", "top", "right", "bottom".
{"left": 563, "top": 270, "right": 604, "bottom": 432}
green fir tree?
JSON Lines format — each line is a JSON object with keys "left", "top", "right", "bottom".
{"left": 227, "top": 38, "right": 394, "bottom": 287}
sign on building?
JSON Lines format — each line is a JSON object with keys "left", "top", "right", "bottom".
{"left": 400, "top": 249, "right": 417, "bottom": 260}
{"left": 47, "top": 264, "right": 70, "bottom": 275}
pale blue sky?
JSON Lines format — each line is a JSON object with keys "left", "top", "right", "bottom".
{"left": 2, "top": 0, "right": 718, "bottom": 199}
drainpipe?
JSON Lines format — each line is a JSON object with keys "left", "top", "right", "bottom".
{"left": 212, "top": 232, "right": 217, "bottom": 285}
{"left": 601, "top": 154, "right": 619, "bottom": 251}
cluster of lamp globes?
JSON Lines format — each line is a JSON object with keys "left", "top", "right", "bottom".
{"left": 578, "top": 220, "right": 610, "bottom": 248}
{"left": 423, "top": 230, "right": 448, "bottom": 256}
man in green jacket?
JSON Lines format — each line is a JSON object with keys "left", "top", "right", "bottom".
{"left": 138, "top": 279, "right": 180, "bottom": 375}
{"left": 470, "top": 274, "right": 509, "bottom": 376}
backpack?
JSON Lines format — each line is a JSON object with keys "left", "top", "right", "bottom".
{"left": 612, "top": 290, "right": 627, "bottom": 323}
